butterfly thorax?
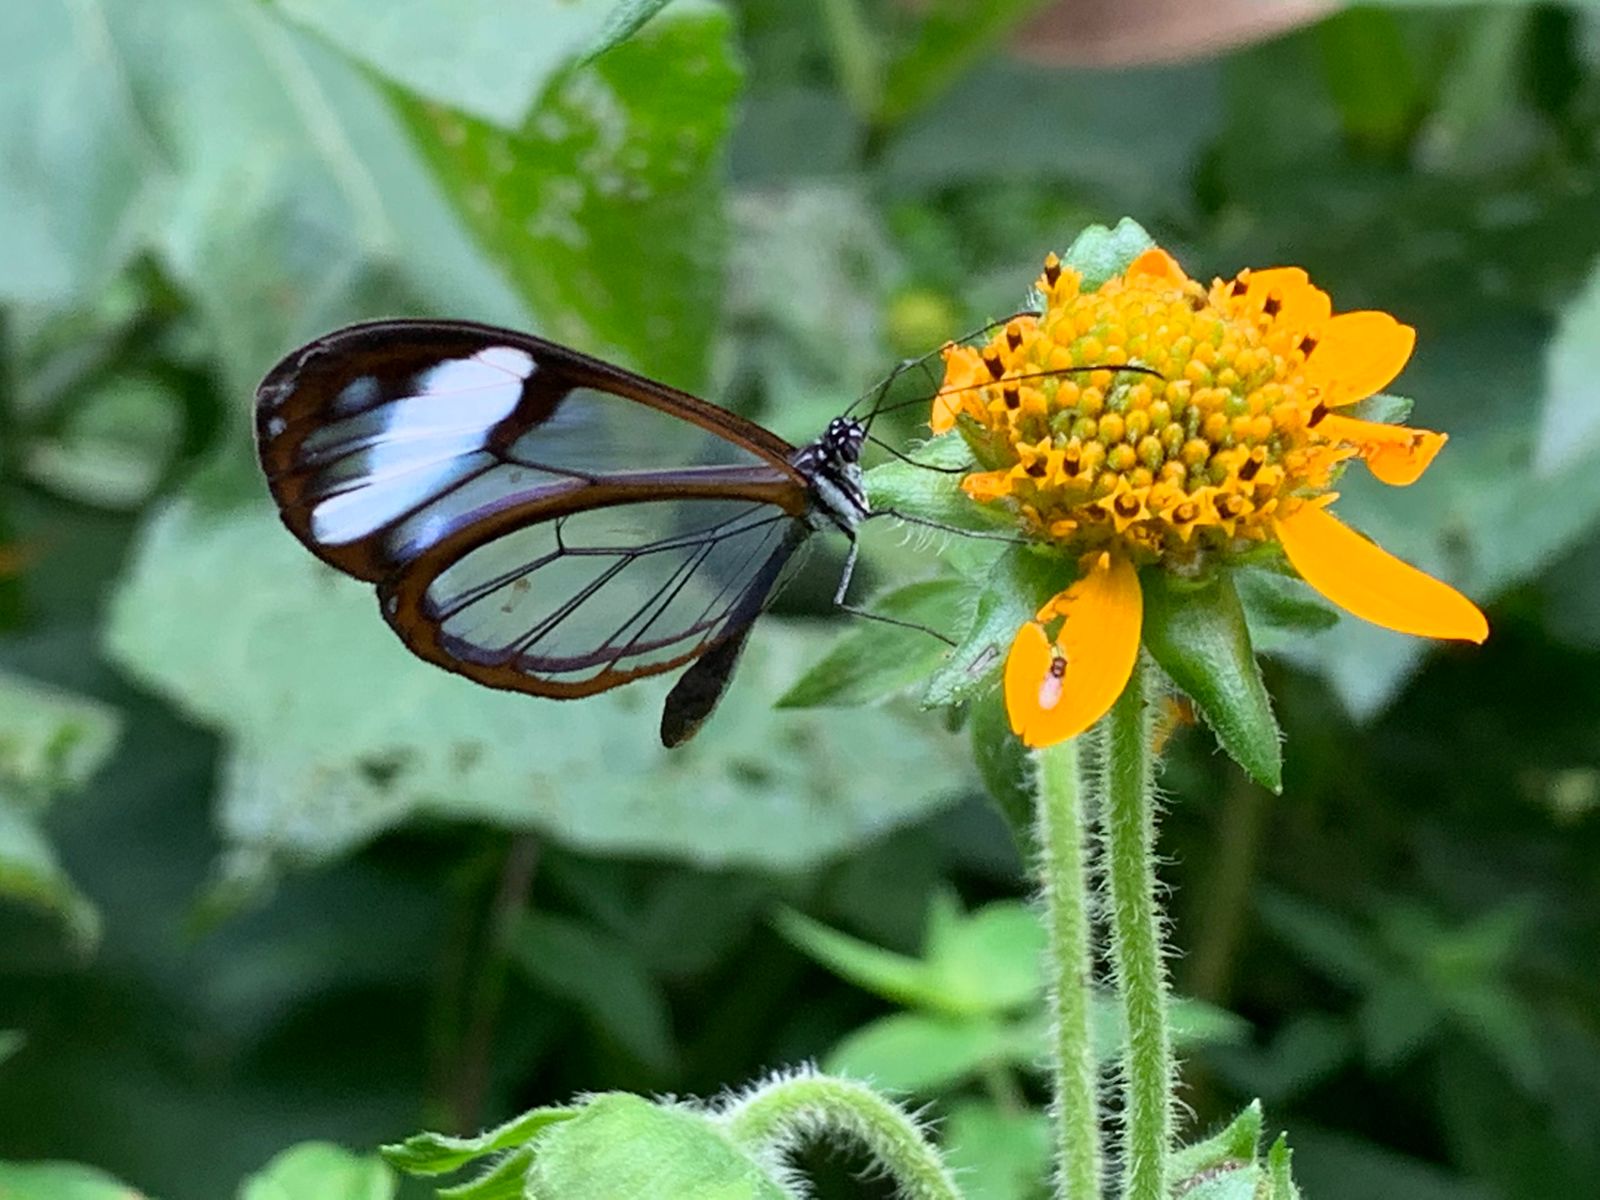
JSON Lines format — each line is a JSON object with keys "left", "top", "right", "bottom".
{"left": 793, "top": 417, "right": 870, "bottom": 534}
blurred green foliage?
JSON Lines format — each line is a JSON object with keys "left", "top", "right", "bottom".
{"left": 2, "top": 0, "right": 1599, "bottom": 1197}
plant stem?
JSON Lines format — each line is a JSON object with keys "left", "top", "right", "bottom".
{"left": 721, "top": 1072, "right": 961, "bottom": 1200}
{"left": 1033, "top": 738, "right": 1101, "bottom": 1199}
{"left": 452, "top": 834, "right": 542, "bottom": 1132}
{"left": 1100, "top": 656, "right": 1172, "bottom": 1200}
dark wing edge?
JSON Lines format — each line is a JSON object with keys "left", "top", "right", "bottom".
{"left": 660, "top": 625, "right": 756, "bottom": 747}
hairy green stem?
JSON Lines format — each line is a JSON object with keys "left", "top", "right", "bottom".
{"left": 721, "top": 1072, "right": 961, "bottom": 1200}
{"left": 1101, "top": 657, "right": 1173, "bottom": 1199}
{"left": 1033, "top": 739, "right": 1102, "bottom": 1198}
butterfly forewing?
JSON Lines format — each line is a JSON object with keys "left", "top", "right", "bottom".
{"left": 258, "top": 320, "right": 805, "bottom": 580}
{"left": 257, "top": 320, "right": 815, "bottom": 702}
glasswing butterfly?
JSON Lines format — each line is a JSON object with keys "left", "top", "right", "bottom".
{"left": 256, "top": 319, "right": 1158, "bottom": 746}
{"left": 257, "top": 319, "right": 922, "bottom": 748}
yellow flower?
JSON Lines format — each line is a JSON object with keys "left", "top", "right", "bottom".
{"left": 935, "top": 247, "right": 1488, "bottom": 749}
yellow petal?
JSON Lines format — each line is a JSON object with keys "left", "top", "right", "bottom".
{"left": 1238, "top": 267, "right": 1332, "bottom": 332}
{"left": 932, "top": 343, "right": 987, "bottom": 433}
{"left": 1125, "top": 247, "right": 1189, "bottom": 286}
{"left": 1274, "top": 506, "right": 1487, "bottom": 643}
{"left": 1302, "top": 311, "right": 1415, "bottom": 407}
{"left": 1315, "top": 412, "right": 1448, "bottom": 486}
{"left": 1003, "top": 553, "right": 1143, "bottom": 747}
{"left": 961, "top": 470, "right": 1013, "bottom": 502}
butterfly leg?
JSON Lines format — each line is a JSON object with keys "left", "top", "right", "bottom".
{"left": 831, "top": 531, "right": 956, "bottom": 646}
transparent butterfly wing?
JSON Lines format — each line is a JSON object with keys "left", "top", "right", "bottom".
{"left": 257, "top": 320, "right": 814, "bottom": 698}
{"left": 386, "top": 497, "right": 809, "bottom": 696}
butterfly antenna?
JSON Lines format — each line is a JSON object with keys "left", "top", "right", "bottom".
{"left": 868, "top": 362, "right": 1167, "bottom": 422}
{"left": 847, "top": 309, "right": 1043, "bottom": 428}
{"left": 865, "top": 433, "right": 968, "bottom": 474}
{"left": 847, "top": 350, "right": 942, "bottom": 428}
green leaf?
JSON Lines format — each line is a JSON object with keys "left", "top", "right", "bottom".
{"left": 923, "top": 897, "right": 1045, "bottom": 1013}
{"left": 237, "top": 1142, "right": 394, "bottom": 1200}
{"left": 507, "top": 912, "right": 676, "bottom": 1073}
{"left": 1265, "top": 1134, "right": 1302, "bottom": 1200}
{"left": 818, "top": 0, "right": 885, "bottom": 120}
{"left": 773, "top": 907, "right": 939, "bottom": 1011}
{"left": 0, "top": 4, "right": 158, "bottom": 304}
{"left": 1439, "top": 981, "right": 1545, "bottom": 1094}
{"left": 824, "top": 1011, "right": 1009, "bottom": 1094}
{"left": 384, "top": 1108, "right": 577, "bottom": 1175}
{"left": 525, "top": 1094, "right": 786, "bottom": 1199}
{"left": 1235, "top": 569, "right": 1339, "bottom": 635}
{"left": 273, "top": 0, "right": 612, "bottom": 128}
{"left": 1141, "top": 570, "right": 1282, "bottom": 792}
{"left": 21, "top": 374, "right": 182, "bottom": 510}
{"left": 880, "top": 65, "right": 1221, "bottom": 226}
{"left": 777, "top": 897, "right": 1043, "bottom": 1017}
{"left": 1169, "top": 1102, "right": 1284, "bottom": 1200}
{"left": 1060, "top": 218, "right": 1156, "bottom": 292}
{"left": 778, "top": 579, "right": 966, "bottom": 708}
{"left": 1171, "top": 1100, "right": 1262, "bottom": 1181}
{"left": 1358, "top": 979, "right": 1443, "bottom": 1068}
{"left": 1316, "top": 8, "right": 1422, "bottom": 152}
{"left": 0, "top": 803, "right": 100, "bottom": 949}
{"left": 1255, "top": 891, "right": 1386, "bottom": 989}
{"left": 586, "top": 0, "right": 682, "bottom": 60}
{"left": 0, "top": 1162, "right": 148, "bottom": 1199}
{"left": 437, "top": 1147, "right": 534, "bottom": 1200}
{"left": 864, "top": 432, "right": 1002, "bottom": 534}
{"left": 1343, "top": 392, "right": 1414, "bottom": 426}
{"left": 1173, "top": 1163, "right": 1259, "bottom": 1200}
{"left": 105, "top": 501, "right": 971, "bottom": 872}
{"left": 1169, "top": 997, "right": 1253, "bottom": 1052}
{"left": 0, "top": 673, "right": 121, "bottom": 804}
{"left": 609, "top": 869, "right": 774, "bottom": 979}
{"left": 1425, "top": 8, "right": 1534, "bottom": 176}
{"left": 0, "top": 675, "right": 117, "bottom": 947}
{"left": 1083, "top": 994, "right": 1250, "bottom": 1066}
{"left": 1534, "top": 254, "right": 1600, "bottom": 474}
{"left": 1287, "top": 1127, "right": 1473, "bottom": 1200}
{"left": 88, "top": 0, "right": 523, "bottom": 422}
{"left": 938, "top": 1101, "right": 1050, "bottom": 1200}
{"left": 394, "top": 5, "right": 741, "bottom": 391}
{"left": 877, "top": 0, "right": 1053, "bottom": 127}
{"left": 922, "top": 546, "right": 1067, "bottom": 708}
{"left": 968, "top": 689, "right": 1033, "bottom": 855}
{"left": 1208, "top": 1013, "right": 1356, "bottom": 1104}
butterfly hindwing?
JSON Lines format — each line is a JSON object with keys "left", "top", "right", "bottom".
{"left": 658, "top": 521, "right": 811, "bottom": 745}
{"left": 383, "top": 495, "right": 805, "bottom": 697}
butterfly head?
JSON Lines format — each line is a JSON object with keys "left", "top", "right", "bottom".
{"left": 797, "top": 418, "right": 871, "bottom": 532}
{"left": 823, "top": 417, "right": 867, "bottom": 465}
